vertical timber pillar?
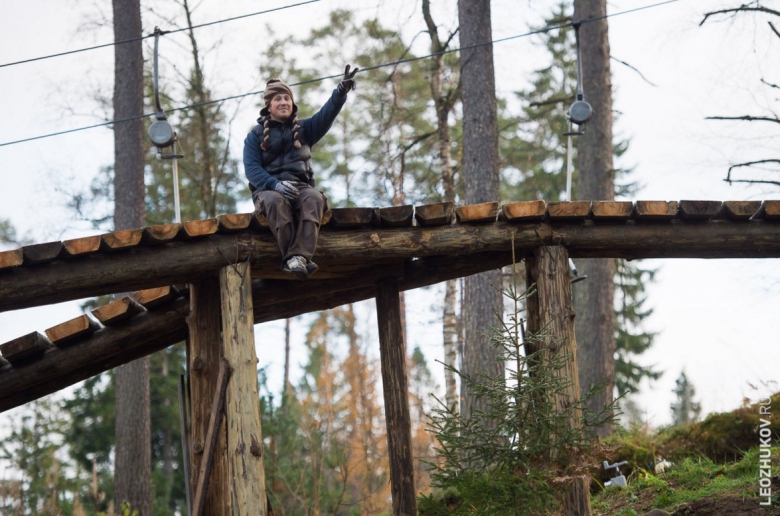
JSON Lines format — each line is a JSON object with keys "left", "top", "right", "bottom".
{"left": 188, "top": 278, "right": 230, "bottom": 512}
{"left": 220, "top": 262, "right": 267, "bottom": 515}
{"left": 375, "top": 278, "right": 417, "bottom": 516}
{"left": 525, "top": 246, "right": 591, "bottom": 516}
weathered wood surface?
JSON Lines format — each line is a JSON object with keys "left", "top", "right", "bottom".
{"left": 0, "top": 332, "right": 53, "bottom": 365}
{"left": 0, "top": 249, "right": 23, "bottom": 269}
{"left": 63, "top": 235, "right": 102, "bottom": 256}
{"left": 502, "top": 200, "right": 547, "bottom": 222}
{"left": 765, "top": 200, "right": 780, "bottom": 220}
{"left": 101, "top": 228, "right": 143, "bottom": 250}
{"left": 221, "top": 262, "right": 267, "bottom": 515}
{"left": 188, "top": 278, "right": 230, "bottom": 512}
{"left": 217, "top": 213, "right": 253, "bottom": 233}
{"left": 722, "top": 200, "right": 762, "bottom": 219}
{"left": 634, "top": 201, "right": 678, "bottom": 219}
{"left": 379, "top": 205, "right": 414, "bottom": 227}
{"left": 415, "top": 201, "right": 453, "bottom": 226}
{"left": 679, "top": 200, "right": 722, "bottom": 220}
{"left": 0, "top": 250, "right": 513, "bottom": 413}
{"left": 183, "top": 218, "right": 219, "bottom": 238}
{"left": 23, "top": 242, "right": 63, "bottom": 263}
{"left": 192, "top": 358, "right": 232, "bottom": 516}
{"left": 133, "top": 286, "right": 179, "bottom": 309}
{"left": 376, "top": 278, "right": 417, "bottom": 516}
{"left": 4, "top": 219, "right": 780, "bottom": 312}
{"left": 0, "top": 296, "right": 189, "bottom": 412}
{"left": 525, "top": 246, "right": 582, "bottom": 427}
{"left": 548, "top": 201, "right": 591, "bottom": 219}
{"left": 591, "top": 201, "right": 633, "bottom": 220}
{"left": 328, "top": 207, "right": 375, "bottom": 228}
{"left": 561, "top": 476, "right": 591, "bottom": 516}
{"left": 456, "top": 201, "right": 499, "bottom": 222}
{"left": 91, "top": 297, "right": 145, "bottom": 326}
{"left": 45, "top": 314, "right": 100, "bottom": 346}
{"left": 143, "top": 223, "right": 182, "bottom": 244}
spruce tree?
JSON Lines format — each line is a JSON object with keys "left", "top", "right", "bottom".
{"left": 671, "top": 370, "right": 702, "bottom": 425}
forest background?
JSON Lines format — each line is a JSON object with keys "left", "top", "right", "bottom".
{"left": 0, "top": 0, "right": 779, "bottom": 512}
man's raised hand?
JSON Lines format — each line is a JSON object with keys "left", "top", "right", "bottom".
{"left": 338, "top": 64, "right": 359, "bottom": 93}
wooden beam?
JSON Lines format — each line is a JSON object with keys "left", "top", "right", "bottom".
{"left": 0, "top": 297, "right": 189, "bottom": 412}
{"left": 220, "top": 262, "right": 267, "bottom": 515}
{"left": 0, "top": 252, "right": 512, "bottom": 412}
{"left": 525, "top": 246, "right": 588, "bottom": 514}
{"left": 217, "top": 213, "right": 253, "bottom": 233}
{"left": 22, "top": 242, "right": 63, "bottom": 263}
{"left": 45, "top": 314, "right": 100, "bottom": 346}
{"left": 63, "top": 235, "right": 102, "bottom": 256}
{"left": 5, "top": 220, "right": 780, "bottom": 312}
{"left": 456, "top": 201, "right": 499, "bottom": 222}
{"left": 0, "top": 332, "right": 53, "bottom": 365}
{"left": 379, "top": 205, "right": 414, "bottom": 227}
{"left": 547, "top": 201, "right": 591, "bottom": 220}
{"left": 414, "top": 201, "right": 454, "bottom": 226}
{"left": 634, "top": 201, "right": 678, "bottom": 220}
{"left": 188, "top": 278, "right": 230, "bottom": 512}
{"left": 328, "top": 207, "right": 375, "bottom": 228}
{"left": 679, "top": 200, "right": 722, "bottom": 220}
{"left": 722, "top": 200, "right": 762, "bottom": 219}
{"left": 192, "top": 358, "right": 232, "bottom": 516}
{"left": 143, "top": 223, "right": 182, "bottom": 245}
{"left": 183, "top": 219, "right": 219, "bottom": 238}
{"left": 0, "top": 249, "right": 23, "bottom": 269}
{"left": 133, "top": 286, "right": 180, "bottom": 309}
{"left": 591, "top": 201, "right": 633, "bottom": 220}
{"left": 502, "top": 200, "right": 546, "bottom": 222}
{"left": 91, "top": 297, "right": 145, "bottom": 326}
{"left": 764, "top": 200, "right": 780, "bottom": 220}
{"left": 101, "top": 229, "right": 143, "bottom": 250}
{"left": 375, "top": 277, "right": 417, "bottom": 516}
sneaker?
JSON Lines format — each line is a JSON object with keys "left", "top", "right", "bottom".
{"left": 282, "top": 255, "right": 308, "bottom": 280}
{"left": 306, "top": 259, "right": 319, "bottom": 277}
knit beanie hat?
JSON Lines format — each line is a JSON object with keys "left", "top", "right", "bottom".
{"left": 259, "top": 78, "right": 301, "bottom": 151}
{"left": 260, "top": 79, "right": 298, "bottom": 118}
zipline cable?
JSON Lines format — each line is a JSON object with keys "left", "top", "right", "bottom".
{"left": 0, "top": 0, "right": 321, "bottom": 69}
{"left": 0, "top": 0, "right": 679, "bottom": 148}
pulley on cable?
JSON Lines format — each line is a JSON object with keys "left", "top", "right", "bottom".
{"left": 564, "top": 20, "right": 593, "bottom": 285}
{"left": 147, "top": 26, "right": 184, "bottom": 224}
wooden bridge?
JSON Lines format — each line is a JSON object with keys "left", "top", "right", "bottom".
{"left": 1, "top": 198, "right": 778, "bottom": 515}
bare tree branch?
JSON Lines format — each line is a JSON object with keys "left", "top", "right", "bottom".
{"left": 611, "top": 56, "right": 658, "bottom": 87}
{"left": 707, "top": 115, "right": 780, "bottom": 124}
{"left": 760, "top": 77, "right": 780, "bottom": 90}
{"left": 769, "top": 21, "right": 780, "bottom": 39}
{"left": 725, "top": 158, "right": 780, "bottom": 183}
{"left": 701, "top": 4, "right": 780, "bottom": 27}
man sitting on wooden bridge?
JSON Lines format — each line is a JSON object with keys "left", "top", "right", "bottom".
{"left": 243, "top": 65, "right": 358, "bottom": 279}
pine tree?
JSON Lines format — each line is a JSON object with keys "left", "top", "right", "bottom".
{"left": 671, "top": 370, "right": 702, "bottom": 425}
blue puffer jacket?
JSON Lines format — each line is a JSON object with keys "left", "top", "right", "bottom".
{"left": 243, "top": 88, "right": 347, "bottom": 192}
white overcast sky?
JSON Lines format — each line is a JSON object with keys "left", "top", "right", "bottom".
{"left": 0, "top": 0, "right": 779, "bottom": 449}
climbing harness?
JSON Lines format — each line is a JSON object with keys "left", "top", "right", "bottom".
{"left": 147, "top": 26, "right": 184, "bottom": 223}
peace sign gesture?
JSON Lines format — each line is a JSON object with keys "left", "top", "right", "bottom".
{"left": 338, "top": 64, "right": 359, "bottom": 93}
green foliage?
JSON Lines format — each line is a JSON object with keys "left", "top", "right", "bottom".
{"left": 670, "top": 371, "right": 702, "bottom": 426}
{"left": 0, "top": 218, "right": 20, "bottom": 246}
{"left": 419, "top": 278, "right": 614, "bottom": 515}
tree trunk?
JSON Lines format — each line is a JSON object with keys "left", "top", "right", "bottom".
{"left": 112, "top": 0, "right": 151, "bottom": 513}
{"left": 572, "top": 0, "right": 617, "bottom": 438}
{"left": 423, "top": 0, "right": 460, "bottom": 414}
{"left": 457, "top": 0, "right": 503, "bottom": 420}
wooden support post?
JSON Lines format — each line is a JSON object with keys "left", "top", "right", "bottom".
{"left": 525, "top": 246, "right": 590, "bottom": 516}
{"left": 188, "top": 278, "right": 230, "bottom": 513}
{"left": 220, "top": 262, "right": 267, "bottom": 515}
{"left": 375, "top": 277, "right": 417, "bottom": 516}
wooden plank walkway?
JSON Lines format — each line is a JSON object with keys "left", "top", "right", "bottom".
{"left": 1, "top": 198, "right": 780, "bottom": 412}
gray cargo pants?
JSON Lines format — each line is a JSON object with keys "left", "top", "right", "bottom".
{"left": 252, "top": 186, "right": 326, "bottom": 263}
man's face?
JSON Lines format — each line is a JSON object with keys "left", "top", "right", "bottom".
{"left": 269, "top": 93, "right": 293, "bottom": 121}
